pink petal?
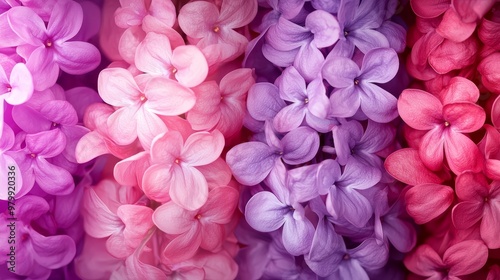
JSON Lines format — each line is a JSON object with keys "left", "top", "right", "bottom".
{"left": 451, "top": 201, "right": 483, "bottom": 230}
{"left": 410, "top": 0, "right": 449, "bottom": 18}
{"left": 172, "top": 45, "right": 208, "bottom": 88}
{"left": 186, "top": 81, "right": 221, "bottom": 131}
{"left": 144, "top": 77, "right": 196, "bottom": 115}
{"left": 141, "top": 163, "right": 172, "bottom": 203}
{"left": 443, "top": 103, "right": 485, "bottom": 133}
{"left": 444, "top": 131, "right": 483, "bottom": 174}
{"left": 169, "top": 164, "right": 209, "bottom": 211}
{"left": 455, "top": 171, "right": 489, "bottom": 201}
{"left": 26, "top": 47, "right": 59, "bottom": 91}
{"left": 98, "top": 68, "right": 141, "bottom": 107}
{"left": 481, "top": 202, "right": 500, "bottom": 248}
{"left": 47, "top": 0, "right": 83, "bottom": 41}
{"left": 136, "top": 108, "right": 167, "bottom": 150}
{"left": 419, "top": 127, "right": 445, "bottom": 171}
{"left": 428, "top": 36, "right": 479, "bottom": 75}
{"left": 150, "top": 131, "right": 182, "bottom": 164}
{"left": 118, "top": 26, "right": 145, "bottom": 64}
{"left": 178, "top": 1, "right": 218, "bottom": 38}
{"left": 218, "top": 0, "right": 258, "bottom": 28}
{"left": 107, "top": 105, "right": 140, "bottom": 145}
{"left": 7, "top": 6, "right": 45, "bottom": 45}
{"left": 4, "top": 63, "right": 33, "bottom": 105}
{"left": 147, "top": 0, "right": 176, "bottom": 28}
{"left": 200, "top": 187, "right": 238, "bottom": 224}
{"left": 200, "top": 222, "right": 224, "bottom": 251}
{"left": 404, "top": 244, "right": 444, "bottom": 277}
{"left": 113, "top": 151, "right": 151, "bottom": 187}
{"left": 153, "top": 201, "right": 195, "bottom": 235}
{"left": 182, "top": 130, "right": 224, "bottom": 166}
{"left": 398, "top": 89, "right": 443, "bottom": 130}
{"left": 405, "top": 184, "right": 454, "bottom": 224}
{"left": 443, "top": 240, "right": 488, "bottom": 276}
{"left": 196, "top": 158, "right": 232, "bottom": 188}
{"left": 55, "top": 41, "right": 101, "bottom": 74}
{"left": 437, "top": 76, "right": 480, "bottom": 104}
{"left": 163, "top": 225, "right": 202, "bottom": 263}
{"left": 134, "top": 32, "right": 173, "bottom": 76}
{"left": 82, "top": 187, "right": 122, "bottom": 238}
{"left": 436, "top": 8, "right": 476, "bottom": 42}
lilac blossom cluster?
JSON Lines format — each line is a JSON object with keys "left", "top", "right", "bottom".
{"left": 227, "top": 0, "right": 416, "bottom": 278}
{"left": 0, "top": 0, "right": 101, "bottom": 278}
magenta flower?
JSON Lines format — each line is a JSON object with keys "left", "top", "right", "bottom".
{"left": 0, "top": 62, "right": 33, "bottom": 136}
{"left": 98, "top": 67, "right": 196, "bottom": 148}
{"left": 322, "top": 47, "right": 399, "bottom": 123}
{"left": 0, "top": 196, "right": 76, "bottom": 279}
{"left": 7, "top": 1, "right": 100, "bottom": 90}
{"left": 8, "top": 129, "right": 74, "bottom": 196}
{"left": 405, "top": 240, "right": 488, "bottom": 279}
{"left": 0, "top": 124, "right": 23, "bottom": 199}
{"left": 452, "top": 171, "right": 500, "bottom": 249}
{"left": 397, "top": 77, "right": 486, "bottom": 174}
{"left": 142, "top": 130, "right": 225, "bottom": 210}
{"left": 153, "top": 187, "right": 238, "bottom": 263}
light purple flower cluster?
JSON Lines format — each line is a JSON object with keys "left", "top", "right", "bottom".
{"left": 227, "top": 0, "right": 415, "bottom": 278}
{"left": 0, "top": 0, "right": 101, "bottom": 278}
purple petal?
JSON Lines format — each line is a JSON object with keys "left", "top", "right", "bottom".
{"left": 226, "top": 141, "right": 278, "bottom": 185}
{"left": 287, "top": 164, "right": 320, "bottom": 203}
{"left": 306, "top": 217, "right": 344, "bottom": 277}
{"left": 30, "top": 230, "right": 76, "bottom": 269}
{"left": 377, "top": 21, "right": 406, "bottom": 53}
{"left": 306, "top": 78, "right": 329, "bottom": 118}
{"left": 273, "top": 104, "right": 306, "bottom": 133}
{"left": 47, "top": 0, "right": 83, "bottom": 42}
{"left": 7, "top": 6, "right": 45, "bottom": 45}
{"left": 262, "top": 42, "right": 297, "bottom": 67}
{"left": 359, "top": 82, "right": 398, "bottom": 123}
{"left": 336, "top": 187, "right": 373, "bottom": 228}
{"left": 358, "top": 120, "right": 396, "bottom": 153}
{"left": 34, "top": 157, "right": 74, "bottom": 195}
{"left": 15, "top": 195, "right": 49, "bottom": 222}
{"left": 329, "top": 86, "right": 361, "bottom": 118}
{"left": 350, "top": 238, "right": 389, "bottom": 270}
{"left": 266, "top": 17, "right": 310, "bottom": 51}
{"left": 12, "top": 105, "right": 51, "bottom": 133}
{"left": 39, "top": 100, "right": 78, "bottom": 126}
{"left": 247, "top": 82, "right": 286, "bottom": 121}
{"left": 26, "top": 47, "right": 59, "bottom": 91}
{"left": 55, "top": 41, "right": 101, "bottom": 74}
{"left": 322, "top": 56, "right": 359, "bottom": 88}
{"left": 359, "top": 48, "right": 399, "bottom": 83}
{"left": 282, "top": 126, "right": 320, "bottom": 165}
{"left": 282, "top": 212, "right": 315, "bottom": 255}
{"left": 349, "top": 29, "right": 389, "bottom": 54}
{"left": 383, "top": 217, "right": 416, "bottom": 253}
{"left": 26, "top": 129, "right": 66, "bottom": 157}
{"left": 338, "top": 158, "right": 381, "bottom": 190}
{"left": 5, "top": 63, "right": 33, "bottom": 105}
{"left": 336, "top": 260, "right": 369, "bottom": 280}
{"left": 294, "top": 43, "right": 325, "bottom": 82}
{"left": 245, "top": 191, "right": 288, "bottom": 232}
{"left": 306, "top": 10, "right": 340, "bottom": 48}
{"left": 277, "top": 66, "right": 306, "bottom": 102}
{"left": 317, "top": 159, "right": 342, "bottom": 195}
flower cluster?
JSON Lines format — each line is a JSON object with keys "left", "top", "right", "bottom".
{"left": 227, "top": 0, "right": 415, "bottom": 278}
{"left": 0, "top": 0, "right": 101, "bottom": 278}
{"left": 386, "top": 1, "right": 500, "bottom": 278}
{"left": 74, "top": 0, "right": 257, "bottom": 278}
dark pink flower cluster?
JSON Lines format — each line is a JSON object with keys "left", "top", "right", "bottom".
{"left": 74, "top": 0, "right": 257, "bottom": 278}
{"left": 0, "top": 0, "right": 101, "bottom": 279}
{"left": 386, "top": 1, "right": 500, "bottom": 278}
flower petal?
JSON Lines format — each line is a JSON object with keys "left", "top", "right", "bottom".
{"left": 405, "top": 184, "right": 454, "bottom": 224}
{"left": 443, "top": 103, "right": 485, "bottom": 133}
{"left": 226, "top": 141, "right": 278, "bottom": 185}
{"left": 153, "top": 201, "right": 194, "bottom": 235}
{"left": 47, "top": 0, "right": 83, "bottom": 42}
{"left": 169, "top": 164, "right": 209, "bottom": 211}
{"left": 443, "top": 240, "right": 488, "bottom": 276}
{"left": 282, "top": 126, "right": 320, "bottom": 165}
{"left": 181, "top": 130, "right": 224, "bottom": 166}
{"left": 245, "top": 191, "right": 287, "bottom": 232}
{"left": 144, "top": 77, "right": 196, "bottom": 115}
{"left": 55, "top": 41, "right": 101, "bottom": 74}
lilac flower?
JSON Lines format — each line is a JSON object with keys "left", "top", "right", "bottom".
{"left": 244, "top": 162, "right": 314, "bottom": 256}
{"left": 0, "top": 62, "right": 33, "bottom": 136}
{"left": 263, "top": 10, "right": 340, "bottom": 80}
{"left": 7, "top": 1, "right": 100, "bottom": 90}
{"left": 322, "top": 47, "right": 399, "bottom": 123}
{"left": 332, "top": 119, "right": 395, "bottom": 167}
{"left": 317, "top": 158, "right": 380, "bottom": 228}
{"left": 246, "top": 82, "right": 286, "bottom": 123}
{"left": 7, "top": 129, "right": 74, "bottom": 196}
{"left": 273, "top": 66, "right": 331, "bottom": 133}
{"left": 226, "top": 122, "right": 319, "bottom": 186}
{"left": 332, "top": 0, "right": 388, "bottom": 57}
{"left": 0, "top": 196, "right": 76, "bottom": 279}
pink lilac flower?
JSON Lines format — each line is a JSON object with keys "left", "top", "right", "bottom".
{"left": 397, "top": 77, "right": 486, "bottom": 174}
{"left": 452, "top": 171, "right": 500, "bottom": 249}
{"left": 153, "top": 187, "right": 238, "bottom": 263}
{"left": 142, "top": 130, "right": 225, "bottom": 210}
{"left": 98, "top": 67, "right": 195, "bottom": 148}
